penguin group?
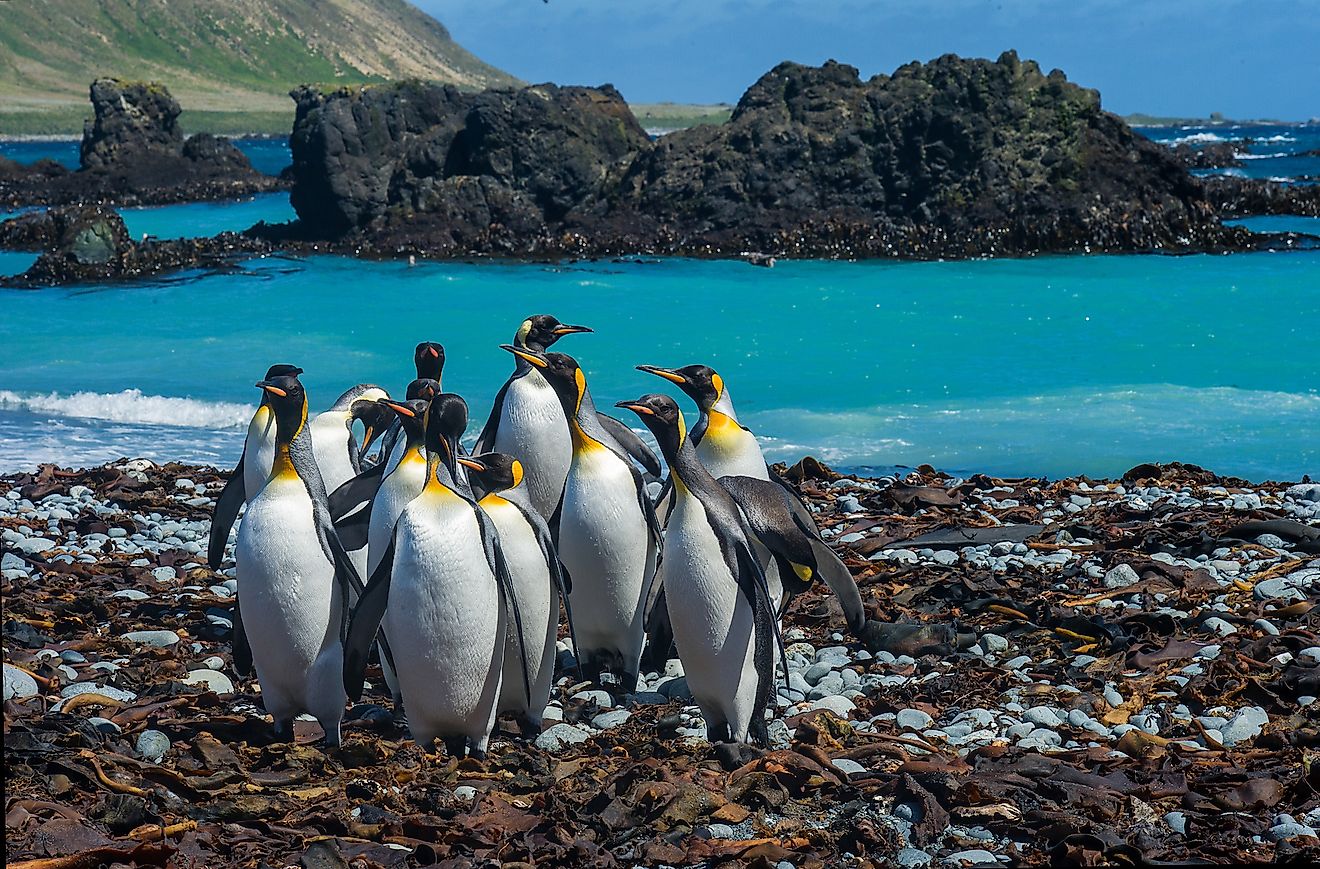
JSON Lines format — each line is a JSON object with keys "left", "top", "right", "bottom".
{"left": 209, "top": 315, "right": 869, "bottom": 757}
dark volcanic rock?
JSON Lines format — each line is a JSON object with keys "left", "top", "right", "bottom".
{"left": 289, "top": 79, "right": 648, "bottom": 247}
{"left": 1, "top": 206, "right": 273, "bottom": 287}
{"left": 1170, "top": 140, "right": 1246, "bottom": 169}
{"left": 1200, "top": 176, "right": 1320, "bottom": 218}
{"left": 288, "top": 52, "right": 1242, "bottom": 259}
{"left": 0, "top": 79, "right": 284, "bottom": 209}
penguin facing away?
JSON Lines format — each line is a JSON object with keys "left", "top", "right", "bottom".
{"left": 501, "top": 345, "right": 659, "bottom": 693}
{"left": 233, "top": 372, "right": 365, "bottom": 747}
{"left": 309, "top": 384, "right": 391, "bottom": 499}
{"left": 617, "top": 393, "right": 783, "bottom": 745}
{"left": 343, "top": 395, "right": 532, "bottom": 759}
{"left": 462, "top": 452, "right": 579, "bottom": 736}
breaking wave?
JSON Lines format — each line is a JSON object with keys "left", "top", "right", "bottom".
{"left": 0, "top": 389, "right": 251, "bottom": 429}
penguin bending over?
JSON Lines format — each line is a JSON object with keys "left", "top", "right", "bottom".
{"left": 638, "top": 364, "right": 869, "bottom": 638}
{"left": 343, "top": 396, "right": 531, "bottom": 758}
{"left": 617, "top": 394, "right": 782, "bottom": 745}
{"left": 503, "top": 346, "right": 659, "bottom": 693}
{"left": 328, "top": 378, "right": 440, "bottom": 548}
{"left": 477, "top": 316, "right": 658, "bottom": 518}
{"left": 462, "top": 452, "right": 578, "bottom": 736}
{"left": 310, "top": 384, "right": 391, "bottom": 498}
{"left": 233, "top": 372, "right": 364, "bottom": 746}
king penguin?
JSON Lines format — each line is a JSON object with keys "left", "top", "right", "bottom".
{"left": 207, "top": 363, "right": 303, "bottom": 570}
{"left": 309, "top": 384, "right": 391, "bottom": 498}
{"left": 462, "top": 452, "right": 577, "bottom": 736}
{"left": 476, "top": 316, "right": 659, "bottom": 518}
{"left": 343, "top": 395, "right": 531, "bottom": 759}
{"left": 638, "top": 363, "right": 871, "bottom": 640}
{"left": 617, "top": 393, "right": 781, "bottom": 746}
{"left": 502, "top": 346, "right": 659, "bottom": 693}
{"left": 233, "top": 371, "right": 364, "bottom": 747}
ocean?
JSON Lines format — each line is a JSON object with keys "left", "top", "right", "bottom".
{"left": 2, "top": 128, "right": 1317, "bottom": 482}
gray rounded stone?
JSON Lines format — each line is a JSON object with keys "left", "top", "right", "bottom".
{"left": 135, "top": 729, "right": 171, "bottom": 763}
{"left": 896, "top": 708, "right": 933, "bottom": 731}
{"left": 122, "top": 629, "right": 179, "bottom": 647}
{"left": 183, "top": 668, "right": 234, "bottom": 694}
{"left": 534, "top": 723, "right": 592, "bottom": 752}
{"left": 3, "top": 663, "right": 39, "bottom": 701}
{"left": 591, "top": 709, "right": 632, "bottom": 730}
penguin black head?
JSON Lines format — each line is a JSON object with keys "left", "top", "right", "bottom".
{"left": 255, "top": 373, "right": 307, "bottom": 442}
{"left": 457, "top": 452, "right": 524, "bottom": 494}
{"left": 501, "top": 346, "right": 584, "bottom": 418}
{"left": 424, "top": 392, "right": 469, "bottom": 473}
{"left": 515, "top": 315, "right": 592, "bottom": 353}
{"left": 616, "top": 394, "right": 685, "bottom": 462}
{"left": 350, "top": 397, "right": 394, "bottom": 456}
{"left": 379, "top": 397, "right": 429, "bottom": 443}
{"left": 413, "top": 342, "right": 445, "bottom": 382}
{"left": 405, "top": 377, "right": 441, "bottom": 401}
{"left": 259, "top": 364, "right": 304, "bottom": 407}
{"left": 637, "top": 364, "right": 722, "bottom": 411}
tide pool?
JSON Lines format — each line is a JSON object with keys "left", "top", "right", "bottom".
{"left": 2, "top": 251, "right": 1316, "bottom": 480}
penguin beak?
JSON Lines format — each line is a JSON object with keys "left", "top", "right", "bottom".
{"left": 552, "top": 324, "right": 592, "bottom": 335}
{"left": 426, "top": 346, "right": 440, "bottom": 358}
{"left": 360, "top": 426, "right": 378, "bottom": 451}
{"left": 456, "top": 457, "right": 486, "bottom": 472}
{"left": 255, "top": 381, "right": 288, "bottom": 397}
{"left": 637, "top": 365, "right": 686, "bottom": 385}
{"left": 615, "top": 400, "right": 655, "bottom": 416}
{"left": 381, "top": 399, "right": 415, "bottom": 418}
{"left": 501, "top": 344, "right": 548, "bottom": 368}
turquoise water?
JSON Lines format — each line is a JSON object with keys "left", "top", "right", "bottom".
{"left": 119, "top": 193, "right": 295, "bottom": 239}
{"left": 0, "top": 137, "right": 291, "bottom": 176}
{"left": 2, "top": 251, "right": 1317, "bottom": 480}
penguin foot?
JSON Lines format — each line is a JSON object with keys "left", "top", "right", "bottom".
{"left": 713, "top": 741, "right": 762, "bottom": 772}
{"left": 443, "top": 736, "right": 468, "bottom": 759}
{"left": 517, "top": 715, "right": 543, "bottom": 740}
{"left": 271, "top": 719, "right": 294, "bottom": 742}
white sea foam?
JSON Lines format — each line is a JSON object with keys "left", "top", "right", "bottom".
{"left": 1239, "top": 152, "right": 1290, "bottom": 160}
{"left": 1168, "top": 132, "right": 1227, "bottom": 145}
{"left": 1256, "top": 134, "right": 1297, "bottom": 143}
{"left": 0, "top": 389, "right": 251, "bottom": 429}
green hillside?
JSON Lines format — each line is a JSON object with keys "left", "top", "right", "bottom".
{"left": 0, "top": 0, "right": 520, "bottom": 135}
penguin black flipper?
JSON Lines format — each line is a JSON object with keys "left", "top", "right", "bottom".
{"left": 208, "top": 451, "right": 247, "bottom": 570}
{"left": 473, "top": 503, "right": 535, "bottom": 706}
{"left": 474, "top": 375, "right": 516, "bottom": 455}
{"left": 596, "top": 413, "right": 662, "bottom": 477}
{"left": 514, "top": 500, "right": 581, "bottom": 674}
{"left": 641, "top": 581, "right": 675, "bottom": 674}
{"left": 708, "top": 515, "right": 784, "bottom": 747}
{"left": 328, "top": 461, "right": 386, "bottom": 522}
{"left": 231, "top": 597, "right": 253, "bottom": 678}
{"left": 721, "top": 474, "right": 868, "bottom": 635}
{"left": 343, "top": 535, "right": 396, "bottom": 702}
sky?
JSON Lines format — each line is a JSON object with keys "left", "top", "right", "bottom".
{"left": 418, "top": 0, "right": 1319, "bottom": 120}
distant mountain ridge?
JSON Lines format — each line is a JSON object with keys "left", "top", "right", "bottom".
{"left": 0, "top": 0, "right": 519, "bottom": 134}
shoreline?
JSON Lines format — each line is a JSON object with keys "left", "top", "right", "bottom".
{"left": 3, "top": 458, "right": 1317, "bottom": 864}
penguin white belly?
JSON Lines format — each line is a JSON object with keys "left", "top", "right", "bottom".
{"left": 483, "top": 499, "right": 556, "bottom": 722}
{"left": 559, "top": 446, "right": 654, "bottom": 674}
{"left": 234, "top": 476, "right": 345, "bottom": 736}
{"left": 366, "top": 452, "right": 428, "bottom": 575}
{"left": 663, "top": 493, "right": 760, "bottom": 742}
{"left": 384, "top": 494, "right": 505, "bottom": 750}
{"left": 244, "top": 409, "right": 277, "bottom": 498}
{"left": 310, "top": 414, "right": 355, "bottom": 495}
{"left": 495, "top": 375, "right": 572, "bottom": 517}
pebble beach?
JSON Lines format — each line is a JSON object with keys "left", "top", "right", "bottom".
{"left": 4, "top": 458, "right": 1317, "bottom": 866}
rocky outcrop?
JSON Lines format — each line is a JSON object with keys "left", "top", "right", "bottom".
{"left": 1170, "top": 140, "right": 1246, "bottom": 169}
{"left": 1200, "top": 176, "right": 1320, "bottom": 218}
{"left": 288, "top": 80, "right": 648, "bottom": 247}
{"left": 0, "top": 206, "right": 273, "bottom": 287}
{"left": 287, "top": 52, "right": 1242, "bottom": 259}
{"left": 0, "top": 80, "right": 283, "bottom": 209}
